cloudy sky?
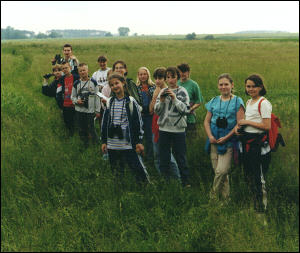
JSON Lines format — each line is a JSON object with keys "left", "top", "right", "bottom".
{"left": 1, "top": 1, "right": 299, "bottom": 35}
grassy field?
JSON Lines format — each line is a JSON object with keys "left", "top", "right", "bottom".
{"left": 1, "top": 37, "right": 299, "bottom": 251}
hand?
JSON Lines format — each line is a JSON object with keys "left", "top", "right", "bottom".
{"left": 95, "top": 113, "right": 101, "bottom": 118}
{"left": 77, "top": 99, "right": 84, "bottom": 105}
{"left": 234, "top": 125, "right": 241, "bottom": 135}
{"left": 168, "top": 89, "right": 176, "bottom": 100}
{"left": 101, "top": 144, "right": 107, "bottom": 154}
{"left": 135, "top": 144, "right": 144, "bottom": 155}
{"left": 216, "top": 136, "right": 227, "bottom": 144}
{"left": 209, "top": 136, "right": 218, "bottom": 144}
{"left": 101, "top": 98, "right": 107, "bottom": 104}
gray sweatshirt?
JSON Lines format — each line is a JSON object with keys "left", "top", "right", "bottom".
{"left": 154, "top": 86, "right": 190, "bottom": 133}
{"left": 71, "top": 78, "right": 101, "bottom": 113}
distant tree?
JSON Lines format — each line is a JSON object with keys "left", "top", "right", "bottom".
{"left": 35, "top": 33, "right": 48, "bottom": 39}
{"left": 105, "top": 32, "right": 113, "bottom": 37}
{"left": 1, "top": 26, "right": 35, "bottom": 40}
{"left": 204, "top": 35, "right": 214, "bottom": 40}
{"left": 185, "top": 32, "right": 196, "bottom": 40}
{"left": 48, "top": 31, "right": 62, "bottom": 38}
{"left": 118, "top": 27, "right": 130, "bottom": 36}
{"left": 133, "top": 33, "right": 138, "bottom": 37}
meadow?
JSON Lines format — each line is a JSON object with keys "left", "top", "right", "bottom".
{"left": 1, "top": 37, "right": 299, "bottom": 251}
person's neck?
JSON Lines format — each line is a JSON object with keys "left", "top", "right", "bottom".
{"left": 115, "top": 92, "right": 125, "bottom": 99}
{"left": 65, "top": 72, "right": 71, "bottom": 77}
{"left": 169, "top": 84, "right": 178, "bottom": 89}
{"left": 100, "top": 67, "right": 107, "bottom": 71}
{"left": 81, "top": 76, "right": 89, "bottom": 81}
{"left": 221, "top": 93, "right": 232, "bottom": 100}
{"left": 181, "top": 78, "right": 189, "bottom": 83}
{"left": 141, "top": 81, "right": 148, "bottom": 86}
{"left": 251, "top": 95, "right": 261, "bottom": 102}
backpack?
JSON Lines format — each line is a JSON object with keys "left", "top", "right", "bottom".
{"left": 258, "top": 98, "right": 285, "bottom": 152}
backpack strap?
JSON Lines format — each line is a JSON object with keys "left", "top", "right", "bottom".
{"left": 258, "top": 98, "right": 265, "bottom": 116}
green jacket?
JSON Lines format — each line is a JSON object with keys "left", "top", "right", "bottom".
{"left": 126, "top": 78, "right": 141, "bottom": 105}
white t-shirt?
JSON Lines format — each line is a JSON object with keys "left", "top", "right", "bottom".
{"left": 92, "top": 68, "right": 111, "bottom": 88}
{"left": 244, "top": 97, "right": 272, "bottom": 133}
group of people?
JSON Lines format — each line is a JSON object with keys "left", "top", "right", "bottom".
{"left": 42, "top": 43, "right": 275, "bottom": 215}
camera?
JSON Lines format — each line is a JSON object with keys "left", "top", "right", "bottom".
{"left": 237, "top": 125, "right": 246, "bottom": 134}
{"left": 43, "top": 73, "right": 54, "bottom": 79}
{"left": 78, "top": 92, "right": 91, "bottom": 108}
{"left": 216, "top": 117, "right": 228, "bottom": 129}
{"left": 51, "top": 54, "right": 64, "bottom": 65}
{"left": 161, "top": 88, "right": 169, "bottom": 98}
{"left": 108, "top": 124, "right": 124, "bottom": 139}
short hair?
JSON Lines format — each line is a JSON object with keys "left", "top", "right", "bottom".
{"left": 136, "top": 67, "right": 155, "bottom": 86}
{"left": 166, "top": 67, "right": 180, "bottom": 80}
{"left": 61, "top": 61, "right": 70, "bottom": 67}
{"left": 98, "top": 55, "right": 108, "bottom": 62}
{"left": 245, "top": 74, "right": 267, "bottom": 96}
{"left": 218, "top": 73, "right": 234, "bottom": 84}
{"left": 52, "top": 64, "right": 62, "bottom": 72}
{"left": 177, "top": 63, "right": 190, "bottom": 73}
{"left": 78, "top": 63, "right": 88, "bottom": 68}
{"left": 63, "top": 44, "right": 72, "bottom": 50}
{"left": 112, "top": 60, "right": 128, "bottom": 76}
{"left": 153, "top": 67, "right": 166, "bottom": 80}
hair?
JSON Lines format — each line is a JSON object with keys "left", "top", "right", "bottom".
{"left": 78, "top": 63, "right": 88, "bottom": 68}
{"left": 136, "top": 67, "right": 155, "bottom": 86}
{"left": 63, "top": 44, "right": 72, "bottom": 50}
{"left": 153, "top": 67, "right": 166, "bottom": 80}
{"left": 112, "top": 60, "right": 128, "bottom": 76}
{"left": 177, "top": 63, "right": 190, "bottom": 73}
{"left": 245, "top": 74, "right": 267, "bottom": 96}
{"left": 52, "top": 64, "right": 62, "bottom": 72}
{"left": 61, "top": 61, "right": 71, "bottom": 67}
{"left": 166, "top": 67, "right": 180, "bottom": 80}
{"left": 98, "top": 55, "right": 108, "bottom": 62}
{"left": 108, "top": 72, "right": 129, "bottom": 96}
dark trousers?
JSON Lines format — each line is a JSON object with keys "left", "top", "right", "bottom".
{"left": 142, "top": 114, "right": 154, "bottom": 159}
{"left": 159, "top": 130, "right": 189, "bottom": 185}
{"left": 108, "top": 149, "right": 149, "bottom": 182}
{"left": 77, "top": 112, "right": 98, "bottom": 146}
{"left": 62, "top": 106, "right": 75, "bottom": 135}
{"left": 242, "top": 138, "right": 271, "bottom": 212}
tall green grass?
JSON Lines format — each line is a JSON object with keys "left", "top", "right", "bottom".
{"left": 1, "top": 38, "right": 299, "bottom": 251}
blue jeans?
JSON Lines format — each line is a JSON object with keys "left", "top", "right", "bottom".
{"left": 152, "top": 134, "right": 181, "bottom": 179}
{"left": 159, "top": 130, "right": 190, "bottom": 185}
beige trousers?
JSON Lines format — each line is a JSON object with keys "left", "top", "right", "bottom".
{"left": 210, "top": 144, "right": 233, "bottom": 200}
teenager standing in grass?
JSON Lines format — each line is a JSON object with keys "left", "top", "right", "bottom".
{"left": 101, "top": 73, "right": 150, "bottom": 183}
{"left": 154, "top": 67, "right": 190, "bottom": 186}
{"left": 204, "top": 73, "right": 245, "bottom": 201}
{"left": 136, "top": 67, "right": 156, "bottom": 161}
{"left": 112, "top": 60, "right": 141, "bottom": 105}
{"left": 235, "top": 74, "right": 272, "bottom": 215}
{"left": 56, "top": 61, "right": 80, "bottom": 137}
{"left": 177, "top": 63, "right": 203, "bottom": 137}
{"left": 42, "top": 64, "right": 62, "bottom": 98}
{"left": 71, "top": 63, "right": 100, "bottom": 148}
{"left": 150, "top": 67, "right": 181, "bottom": 179}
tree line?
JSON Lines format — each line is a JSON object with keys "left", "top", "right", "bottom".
{"left": 1, "top": 26, "right": 131, "bottom": 40}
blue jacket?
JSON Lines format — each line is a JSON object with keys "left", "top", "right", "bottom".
{"left": 101, "top": 96, "right": 144, "bottom": 148}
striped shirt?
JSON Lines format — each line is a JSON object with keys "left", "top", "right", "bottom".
{"left": 107, "top": 98, "right": 132, "bottom": 150}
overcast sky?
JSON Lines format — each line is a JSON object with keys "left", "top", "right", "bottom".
{"left": 1, "top": 1, "right": 299, "bottom": 35}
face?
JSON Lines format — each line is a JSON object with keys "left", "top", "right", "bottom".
{"left": 99, "top": 61, "right": 107, "bottom": 70}
{"left": 179, "top": 70, "right": 189, "bottom": 82}
{"left": 109, "top": 78, "right": 124, "bottom": 95}
{"left": 166, "top": 72, "right": 178, "bottom": 88}
{"left": 155, "top": 77, "right": 165, "bottom": 88}
{"left": 78, "top": 66, "right": 89, "bottom": 79}
{"left": 53, "top": 69, "right": 62, "bottom": 79}
{"left": 63, "top": 47, "right": 72, "bottom": 58}
{"left": 218, "top": 77, "right": 233, "bottom": 96}
{"left": 114, "top": 63, "right": 126, "bottom": 76}
{"left": 138, "top": 69, "right": 149, "bottom": 84}
{"left": 61, "top": 64, "right": 71, "bottom": 75}
{"left": 245, "top": 80, "right": 262, "bottom": 98}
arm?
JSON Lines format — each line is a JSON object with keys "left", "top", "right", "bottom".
{"left": 204, "top": 111, "right": 217, "bottom": 144}
{"left": 238, "top": 118, "right": 271, "bottom": 131}
{"left": 154, "top": 90, "right": 166, "bottom": 116}
{"left": 149, "top": 87, "right": 161, "bottom": 115}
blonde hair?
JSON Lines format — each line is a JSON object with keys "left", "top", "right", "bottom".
{"left": 136, "top": 67, "right": 155, "bottom": 87}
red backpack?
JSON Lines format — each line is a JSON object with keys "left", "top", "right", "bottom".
{"left": 258, "top": 98, "right": 285, "bottom": 152}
